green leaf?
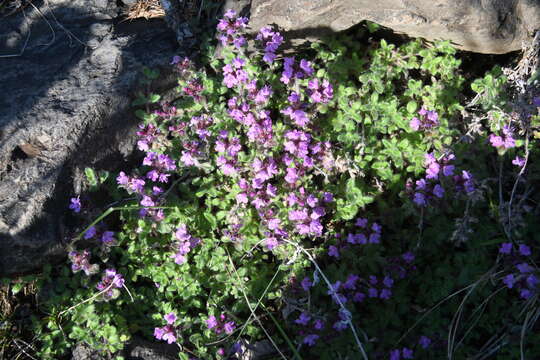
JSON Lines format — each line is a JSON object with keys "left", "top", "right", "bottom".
{"left": 148, "top": 94, "right": 161, "bottom": 103}
{"left": 85, "top": 168, "right": 98, "bottom": 187}
{"left": 407, "top": 101, "right": 417, "bottom": 114}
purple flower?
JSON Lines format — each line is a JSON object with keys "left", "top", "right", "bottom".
{"left": 499, "top": 242, "right": 512, "bottom": 254}
{"left": 154, "top": 324, "right": 176, "bottom": 344}
{"left": 517, "top": 263, "right": 533, "bottom": 273}
{"left": 489, "top": 126, "right": 515, "bottom": 149}
{"left": 503, "top": 274, "right": 515, "bottom": 289}
{"left": 68, "top": 250, "right": 97, "bottom": 275}
{"left": 410, "top": 107, "right": 439, "bottom": 131}
{"left": 390, "top": 349, "right": 401, "bottom": 360}
{"left": 519, "top": 244, "right": 531, "bottom": 256}
{"left": 101, "top": 231, "right": 116, "bottom": 245}
{"left": 419, "top": 335, "right": 431, "bottom": 349}
{"left": 301, "top": 276, "right": 313, "bottom": 291}
{"left": 328, "top": 245, "right": 340, "bottom": 258}
{"left": 164, "top": 313, "right": 177, "bottom": 325}
{"left": 207, "top": 316, "right": 218, "bottom": 329}
{"left": 303, "top": 334, "right": 319, "bottom": 346}
{"left": 154, "top": 327, "right": 165, "bottom": 340}
{"left": 84, "top": 226, "right": 97, "bottom": 239}
{"left": 353, "top": 292, "right": 366, "bottom": 302}
{"left": 512, "top": 156, "right": 526, "bottom": 167}
{"left": 380, "top": 288, "right": 392, "bottom": 299}
{"left": 383, "top": 276, "right": 394, "bottom": 288}
{"left": 69, "top": 197, "right": 81, "bottom": 213}
{"left": 96, "top": 269, "right": 124, "bottom": 301}
{"left": 520, "top": 288, "right": 533, "bottom": 299}
{"left": 402, "top": 348, "right": 414, "bottom": 359}
{"left": 413, "top": 192, "right": 426, "bottom": 206}
{"left": 526, "top": 274, "right": 538, "bottom": 288}
{"left": 295, "top": 312, "right": 311, "bottom": 326}
{"left": 223, "top": 321, "right": 236, "bottom": 334}
{"left": 402, "top": 252, "right": 415, "bottom": 263}
{"left": 343, "top": 274, "right": 359, "bottom": 290}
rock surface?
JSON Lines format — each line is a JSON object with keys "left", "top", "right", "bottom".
{"left": 248, "top": 0, "right": 540, "bottom": 54}
{"left": 0, "top": 0, "right": 180, "bottom": 276}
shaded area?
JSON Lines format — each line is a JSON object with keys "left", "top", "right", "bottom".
{"left": 0, "top": 0, "right": 183, "bottom": 276}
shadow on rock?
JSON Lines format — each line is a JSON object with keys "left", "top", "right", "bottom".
{"left": 0, "top": 0, "right": 183, "bottom": 276}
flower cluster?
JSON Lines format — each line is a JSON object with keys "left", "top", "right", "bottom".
{"left": 136, "top": 123, "right": 161, "bottom": 152}
{"left": 294, "top": 312, "right": 325, "bottom": 346}
{"left": 499, "top": 243, "right": 538, "bottom": 299}
{"left": 281, "top": 57, "right": 314, "bottom": 85}
{"left": 409, "top": 107, "right": 439, "bottom": 131}
{"left": 207, "top": 314, "right": 236, "bottom": 335}
{"left": 489, "top": 125, "right": 515, "bottom": 150}
{"left": 255, "top": 26, "right": 283, "bottom": 64}
{"left": 143, "top": 152, "right": 176, "bottom": 183}
{"left": 216, "top": 9, "right": 248, "bottom": 49}
{"left": 96, "top": 269, "right": 124, "bottom": 301}
{"left": 390, "top": 347, "right": 414, "bottom": 360}
{"left": 223, "top": 58, "right": 249, "bottom": 88}
{"left": 68, "top": 250, "right": 98, "bottom": 275}
{"left": 82, "top": 226, "right": 117, "bottom": 246}
{"left": 154, "top": 313, "right": 178, "bottom": 344}
{"left": 406, "top": 152, "right": 474, "bottom": 206}
{"left": 328, "top": 218, "right": 382, "bottom": 258}
{"left": 171, "top": 224, "right": 201, "bottom": 265}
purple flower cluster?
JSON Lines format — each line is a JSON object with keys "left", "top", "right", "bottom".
{"left": 154, "top": 313, "right": 178, "bottom": 344}
{"left": 171, "top": 224, "right": 201, "bottom": 265}
{"left": 223, "top": 58, "right": 249, "bottom": 89}
{"left": 328, "top": 218, "right": 382, "bottom": 258}
{"left": 82, "top": 226, "right": 117, "bottom": 246}
{"left": 281, "top": 92, "right": 309, "bottom": 127}
{"left": 143, "top": 152, "right": 176, "bottom": 183}
{"left": 409, "top": 107, "right": 439, "bottom": 131}
{"left": 294, "top": 312, "right": 324, "bottom": 346}
{"left": 216, "top": 9, "right": 248, "bottom": 49}
{"left": 182, "top": 79, "right": 204, "bottom": 101}
{"left": 406, "top": 152, "right": 474, "bottom": 207}
{"left": 281, "top": 57, "right": 314, "bottom": 85}
{"left": 499, "top": 243, "right": 538, "bottom": 299}
{"left": 489, "top": 125, "right": 516, "bottom": 150}
{"left": 96, "top": 269, "right": 124, "bottom": 301}
{"left": 180, "top": 141, "right": 202, "bottom": 166}
{"left": 68, "top": 250, "right": 98, "bottom": 275}
{"left": 228, "top": 97, "right": 274, "bottom": 148}
{"left": 216, "top": 131, "right": 242, "bottom": 176}
{"left": 255, "top": 26, "right": 283, "bottom": 64}
{"left": 136, "top": 123, "right": 161, "bottom": 152}
{"left": 307, "top": 79, "right": 333, "bottom": 104}
{"left": 207, "top": 314, "right": 236, "bottom": 335}
{"left": 190, "top": 114, "right": 214, "bottom": 140}
{"left": 390, "top": 347, "right": 414, "bottom": 360}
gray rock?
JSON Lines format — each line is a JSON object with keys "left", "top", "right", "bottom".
{"left": 248, "top": 0, "right": 540, "bottom": 54}
{"left": 0, "top": 0, "right": 181, "bottom": 276}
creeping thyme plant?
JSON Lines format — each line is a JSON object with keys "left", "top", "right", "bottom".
{"left": 17, "top": 9, "right": 540, "bottom": 360}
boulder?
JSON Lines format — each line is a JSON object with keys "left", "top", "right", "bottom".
{"left": 0, "top": 0, "right": 182, "bottom": 276}
{"left": 248, "top": 0, "right": 540, "bottom": 54}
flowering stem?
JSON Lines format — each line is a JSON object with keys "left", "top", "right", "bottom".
{"left": 507, "top": 133, "right": 530, "bottom": 237}
{"left": 58, "top": 283, "right": 114, "bottom": 317}
{"left": 73, "top": 205, "right": 178, "bottom": 242}
{"left": 280, "top": 239, "right": 369, "bottom": 360}
{"left": 225, "top": 250, "right": 288, "bottom": 360}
